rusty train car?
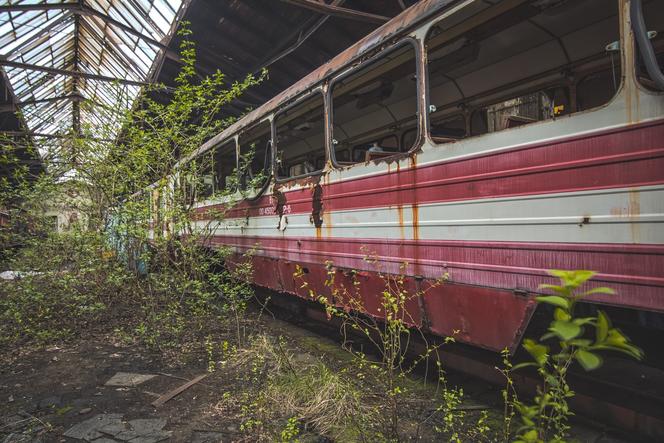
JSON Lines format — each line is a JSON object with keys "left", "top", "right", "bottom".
{"left": 155, "top": 0, "right": 664, "bottom": 353}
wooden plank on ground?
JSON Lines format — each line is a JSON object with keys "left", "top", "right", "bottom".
{"left": 151, "top": 373, "right": 208, "bottom": 408}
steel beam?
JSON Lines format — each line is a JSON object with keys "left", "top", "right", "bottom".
{"left": 0, "top": 93, "right": 85, "bottom": 112}
{"left": 280, "top": 0, "right": 389, "bottom": 24}
{"left": 1, "top": 131, "right": 112, "bottom": 142}
{"left": 0, "top": 59, "right": 152, "bottom": 87}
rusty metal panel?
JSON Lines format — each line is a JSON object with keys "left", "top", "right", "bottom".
{"left": 423, "top": 283, "right": 536, "bottom": 352}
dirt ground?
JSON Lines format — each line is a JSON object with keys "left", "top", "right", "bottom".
{"left": 0, "top": 313, "right": 630, "bottom": 443}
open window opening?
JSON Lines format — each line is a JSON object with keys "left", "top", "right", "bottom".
{"left": 196, "top": 152, "right": 215, "bottom": 200}
{"left": 331, "top": 42, "right": 418, "bottom": 164}
{"left": 275, "top": 93, "right": 326, "bottom": 180}
{"left": 238, "top": 121, "right": 271, "bottom": 191}
{"left": 180, "top": 152, "right": 213, "bottom": 205}
{"left": 427, "top": 0, "right": 621, "bottom": 142}
{"left": 351, "top": 135, "right": 399, "bottom": 163}
{"left": 213, "top": 140, "right": 237, "bottom": 193}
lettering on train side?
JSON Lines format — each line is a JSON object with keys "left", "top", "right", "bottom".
{"left": 259, "top": 204, "right": 291, "bottom": 216}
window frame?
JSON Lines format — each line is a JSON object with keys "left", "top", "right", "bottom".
{"left": 273, "top": 88, "right": 327, "bottom": 183}
{"left": 423, "top": 0, "right": 626, "bottom": 143}
{"left": 212, "top": 137, "right": 240, "bottom": 194}
{"left": 237, "top": 118, "right": 273, "bottom": 191}
{"left": 327, "top": 37, "right": 423, "bottom": 168}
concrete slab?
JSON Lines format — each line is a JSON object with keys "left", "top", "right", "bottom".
{"left": 63, "top": 413, "right": 123, "bottom": 441}
{"left": 104, "top": 372, "right": 157, "bottom": 387}
{"left": 127, "top": 418, "right": 167, "bottom": 434}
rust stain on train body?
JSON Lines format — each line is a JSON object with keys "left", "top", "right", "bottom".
{"left": 412, "top": 203, "right": 420, "bottom": 241}
{"left": 628, "top": 189, "right": 641, "bottom": 243}
{"left": 397, "top": 205, "right": 405, "bottom": 239}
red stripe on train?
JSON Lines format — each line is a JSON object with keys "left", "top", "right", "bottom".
{"left": 196, "top": 119, "right": 664, "bottom": 219}
{"left": 208, "top": 235, "right": 664, "bottom": 313}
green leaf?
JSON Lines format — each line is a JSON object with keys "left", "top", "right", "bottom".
{"left": 538, "top": 283, "right": 567, "bottom": 295}
{"left": 575, "top": 349, "right": 603, "bottom": 371}
{"left": 581, "top": 286, "right": 615, "bottom": 296}
{"left": 601, "top": 329, "right": 644, "bottom": 359}
{"left": 596, "top": 310, "right": 609, "bottom": 343}
{"left": 523, "top": 338, "right": 549, "bottom": 366}
{"left": 549, "top": 320, "right": 582, "bottom": 341}
{"left": 548, "top": 269, "right": 596, "bottom": 289}
{"left": 572, "top": 317, "right": 596, "bottom": 326}
{"left": 568, "top": 338, "right": 592, "bottom": 347}
{"left": 512, "top": 362, "right": 539, "bottom": 371}
{"left": 535, "top": 295, "right": 569, "bottom": 309}
{"left": 553, "top": 307, "right": 571, "bottom": 321}
{"left": 540, "top": 332, "right": 557, "bottom": 341}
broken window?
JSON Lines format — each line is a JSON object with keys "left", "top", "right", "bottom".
{"left": 238, "top": 121, "right": 271, "bottom": 191}
{"left": 577, "top": 70, "right": 619, "bottom": 111}
{"left": 430, "top": 114, "right": 466, "bottom": 143}
{"left": 331, "top": 42, "right": 418, "bottom": 164}
{"left": 426, "top": 0, "right": 621, "bottom": 141}
{"left": 351, "top": 135, "right": 399, "bottom": 163}
{"left": 275, "top": 93, "right": 326, "bottom": 179}
{"left": 214, "top": 140, "right": 238, "bottom": 193}
{"left": 196, "top": 152, "right": 215, "bottom": 200}
{"left": 181, "top": 152, "right": 214, "bottom": 203}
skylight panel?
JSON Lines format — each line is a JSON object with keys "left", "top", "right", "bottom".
{"left": 1, "top": 0, "right": 185, "bottom": 160}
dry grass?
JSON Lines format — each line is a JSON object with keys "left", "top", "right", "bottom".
{"left": 228, "top": 333, "right": 369, "bottom": 439}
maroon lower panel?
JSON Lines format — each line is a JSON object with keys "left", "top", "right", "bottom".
{"left": 423, "top": 283, "right": 535, "bottom": 352}
{"left": 211, "top": 235, "right": 664, "bottom": 313}
{"left": 241, "top": 252, "right": 536, "bottom": 352}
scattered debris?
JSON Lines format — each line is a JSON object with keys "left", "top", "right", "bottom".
{"left": 152, "top": 373, "right": 208, "bottom": 408}
{"left": 104, "top": 372, "right": 157, "bottom": 387}
{"left": 79, "top": 407, "right": 92, "bottom": 415}
{"left": 63, "top": 413, "right": 124, "bottom": 441}
{"left": 63, "top": 414, "right": 171, "bottom": 442}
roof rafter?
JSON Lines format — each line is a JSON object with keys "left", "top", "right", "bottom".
{"left": 0, "top": 58, "right": 156, "bottom": 87}
{"left": 279, "top": 0, "right": 390, "bottom": 24}
{"left": 0, "top": 93, "right": 85, "bottom": 112}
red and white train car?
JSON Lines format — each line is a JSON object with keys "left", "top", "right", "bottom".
{"left": 168, "top": 0, "right": 664, "bottom": 352}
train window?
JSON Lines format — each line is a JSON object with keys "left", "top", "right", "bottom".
{"left": 577, "top": 69, "right": 620, "bottom": 111}
{"left": 401, "top": 127, "right": 417, "bottom": 150}
{"left": 351, "top": 135, "right": 399, "bottom": 163}
{"left": 335, "top": 148, "right": 351, "bottom": 164}
{"left": 181, "top": 152, "right": 215, "bottom": 203}
{"left": 213, "top": 140, "right": 237, "bottom": 193}
{"left": 331, "top": 42, "right": 418, "bottom": 164}
{"left": 275, "top": 93, "right": 326, "bottom": 179}
{"left": 426, "top": 0, "right": 621, "bottom": 141}
{"left": 238, "top": 121, "right": 271, "bottom": 190}
{"left": 197, "top": 152, "right": 215, "bottom": 200}
{"left": 636, "top": 0, "right": 664, "bottom": 91}
{"left": 430, "top": 114, "right": 466, "bottom": 143}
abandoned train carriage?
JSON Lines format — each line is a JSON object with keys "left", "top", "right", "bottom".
{"left": 153, "top": 0, "right": 664, "bottom": 352}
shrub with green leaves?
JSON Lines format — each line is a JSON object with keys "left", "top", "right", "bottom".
{"left": 508, "top": 270, "right": 643, "bottom": 442}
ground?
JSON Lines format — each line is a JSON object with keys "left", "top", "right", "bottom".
{"left": 1, "top": 313, "right": 630, "bottom": 443}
